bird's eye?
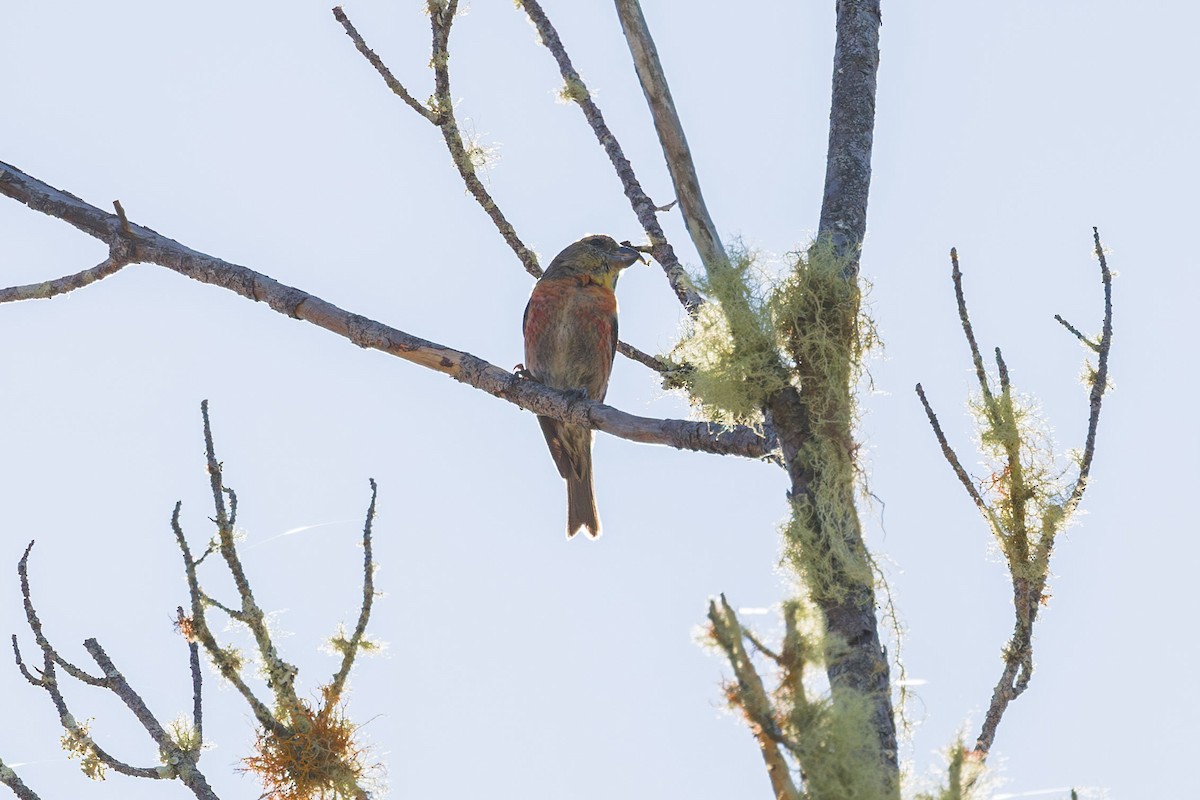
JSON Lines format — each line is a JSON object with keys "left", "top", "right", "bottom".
{"left": 584, "top": 236, "right": 607, "bottom": 247}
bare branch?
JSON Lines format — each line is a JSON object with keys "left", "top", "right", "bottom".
{"left": 0, "top": 254, "right": 131, "bottom": 302}
{"left": 1064, "top": 227, "right": 1114, "bottom": 514}
{"left": 613, "top": 0, "right": 728, "bottom": 278}
{"left": 178, "top": 607, "right": 205, "bottom": 749}
{"left": 0, "top": 757, "right": 41, "bottom": 800}
{"left": 82, "top": 639, "right": 220, "bottom": 800}
{"left": 914, "top": 383, "right": 998, "bottom": 525}
{"left": 201, "top": 402, "right": 304, "bottom": 717}
{"left": 951, "top": 249, "right": 996, "bottom": 406}
{"left": 172, "top": 502, "right": 283, "bottom": 734}
{"left": 334, "top": 4, "right": 539, "bottom": 277}
{"left": 0, "top": 161, "right": 774, "bottom": 460}
{"left": 519, "top": 0, "right": 702, "bottom": 312}
{"left": 334, "top": 5, "right": 667, "bottom": 375}
{"left": 817, "top": 0, "right": 882, "bottom": 265}
{"left": 326, "top": 479, "right": 378, "bottom": 706}
{"left": 1053, "top": 314, "right": 1097, "bottom": 351}
{"left": 708, "top": 596, "right": 801, "bottom": 800}
{"left": 14, "top": 546, "right": 202, "bottom": 785}
{"left": 332, "top": 6, "right": 437, "bottom": 124}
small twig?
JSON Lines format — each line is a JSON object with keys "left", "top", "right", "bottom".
{"left": 0, "top": 255, "right": 131, "bottom": 303}
{"left": 0, "top": 756, "right": 41, "bottom": 800}
{"left": 14, "top": 547, "right": 187, "bottom": 783}
{"left": 951, "top": 249, "right": 996, "bottom": 406}
{"left": 172, "top": 501, "right": 283, "bottom": 734}
{"left": 1053, "top": 314, "right": 1097, "bottom": 351}
{"left": 326, "top": 479, "right": 379, "bottom": 706}
{"left": 519, "top": 0, "right": 702, "bottom": 312}
{"left": 1064, "top": 227, "right": 1114, "bottom": 514}
{"left": 332, "top": 6, "right": 438, "bottom": 123}
{"left": 333, "top": 7, "right": 663, "bottom": 374}
{"left": 914, "top": 384, "right": 995, "bottom": 523}
{"left": 113, "top": 200, "right": 131, "bottom": 234}
{"left": 708, "top": 596, "right": 801, "bottom": 800}
{"left": 82, "top": 639, "right": 220, "bottom": 799}
{"left": 201, "top": 402, "right": 303, "bottom": 717}
{"left": 178, "top": 607, "right": 204, "bottom": 749}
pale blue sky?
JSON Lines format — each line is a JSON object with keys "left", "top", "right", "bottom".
{"left": 2, "top": 2, "right": 1196, "bottom": 798}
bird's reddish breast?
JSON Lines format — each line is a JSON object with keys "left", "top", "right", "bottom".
{"left": 523, "top": 278, "right": 617, "bottom": 400}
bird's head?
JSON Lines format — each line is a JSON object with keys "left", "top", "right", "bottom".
{"left": 543, "top": 235, "right": 645, "bottom": 290}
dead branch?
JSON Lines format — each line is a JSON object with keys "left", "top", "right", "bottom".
{"left": 0, "top": 160, "right": 775, "bottom": 460}
{"left": 817, "top": 0, "right": 883, "bottom": 266}
{"left": 0, "top": 757, "right": 41, "bottom": 800}
{"left": 918, "top": 233, "right": 1115, "bottom": 757}
{"left": 333, "top": 4, "right": 666, "bottom": 375}
{"left": 613, "top": 0, "right": 729, "bottom": 279}
{"left": 14, "top": 543, "right": 220, "bottom": 798}
{"left": 708, "top": 596, "right": 801, "bottom": 800}
{"left": 519, "top": 0, "right": 702, "bottom": 312}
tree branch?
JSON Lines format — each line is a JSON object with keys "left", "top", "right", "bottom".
{"left": 1064, "top": 227, "right": 1114, "bottom": 514}
{"left": 818, "top": 0, "right": 882, "bottom": 265}
{"left": 326, "top": 479, "right": 378, "bottom": 707}
{"left": 708, "top": 596, "right": 801, "bottom": 800}
{"left": 333, "top": 5, "right": 667, "bottom": 374}
{"left": 519, "top": 0, "right": 702, "bottom": 312}
{"left": 0, "top": 757, "right": 40, "bottom": 800}
{"left": 612, "top": 0, "right": 729, "bottom": 279}
{"left": 0, "top": 161, "right": 774, "bottom": 460}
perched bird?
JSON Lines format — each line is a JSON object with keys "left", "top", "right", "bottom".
{"left": 523, "top": 235, "right": 643, "bottom": 538}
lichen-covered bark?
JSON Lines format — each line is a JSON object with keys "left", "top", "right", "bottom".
{"left": 788, "top": 0, "right": 899, "bottom": 787}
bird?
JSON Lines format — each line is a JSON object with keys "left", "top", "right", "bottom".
{"left": 522, "top": 235, "right": 643, "bottom": 538}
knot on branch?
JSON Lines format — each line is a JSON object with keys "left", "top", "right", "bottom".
{"left": 345, "top": 314, "right": 376, "bottom": 349}
{"left": 265, "top": 285, "right": 310, "bottom": 319}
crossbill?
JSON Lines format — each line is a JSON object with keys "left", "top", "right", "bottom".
{"left": 523, "top": 235, "right": 642, "bottom": 538}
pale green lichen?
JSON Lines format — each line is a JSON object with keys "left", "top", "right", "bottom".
{"left": 61, "top": 718, "right": 106, "bottom": 781}
{"left": 557, "top": 76, "right": 590, "bottom": 104}
{"left": 913, "top": 738, "right": 990, "bottom": 800}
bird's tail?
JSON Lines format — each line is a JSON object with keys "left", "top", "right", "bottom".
{"left": 566, "top": 458, "right": 600, "bottom": 539}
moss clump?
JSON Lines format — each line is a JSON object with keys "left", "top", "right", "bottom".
{"left": 774, "top": 240, "right": 878, "bottom": 602}
{"left": 242, "top": 698, "right": 371, "bottom": 800}
{"left": 665, "top": 244, "right": 792, "bottom": 425}
{"left": 557, "top": 76, "right": 590, "bottom": 104}
{"left": 61, "top": 718, "right": 105, "bottom": 781}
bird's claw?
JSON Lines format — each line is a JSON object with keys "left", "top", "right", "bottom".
{"left": 514, "top": 363, "right": 534, "bottom": 380}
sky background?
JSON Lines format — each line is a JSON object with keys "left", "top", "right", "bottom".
{"left": 2, "top": 1, "right": 1197, "bottom": 798}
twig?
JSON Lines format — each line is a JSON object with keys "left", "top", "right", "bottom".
{"left": 14, "top": 545, "right": 213, "bottom": 790}
{"left": 708, "top": 596, "right": 801, "bottom": 800}
{"left": 82, "top": 639, "right": 219, "bottom": 799}
{"left": 172, "top": 502, "right": 283, "bottom": 734}
{"left": 331, "top": 7, "right": 437, "bottom": 123}
{"left": 0, "top": 255, "right": 132, "bottom": 303}
{"left": 334, "top": 3, "right": 538, "bottom": 278}
{"left": 0, "top": 161, "right": 775, "bottom": 460}
{"left": 613, "top": 0, "right": 729, "bottom": 279}
{"left": 0, "top": 756, "right": 41, "bottom": 800}
{"left": 1053, "top": 314, "right": 1097, "bottom": 351}
{"left": 179, "top": 607, "right": 205, "bottom": 748}
{"left": 326, "top": 479, "right": 378, "bottom": 706}
{"left": 951, "top": 249, "right": 996, "bottom": 407}
{"left": 1064, "top": 227, "right": 1114, "bottom": 514}
{"left": 201, "top": 402, "right": 303, "bottom": 716}
{"left": 519, "top": 0, "right": 702, "bottom": 312}
{"left": 914, "top": 383, "right": 1000, "bottom": 526}
{"left": 333, "top": 5, "right": 665, "bottom": 373}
